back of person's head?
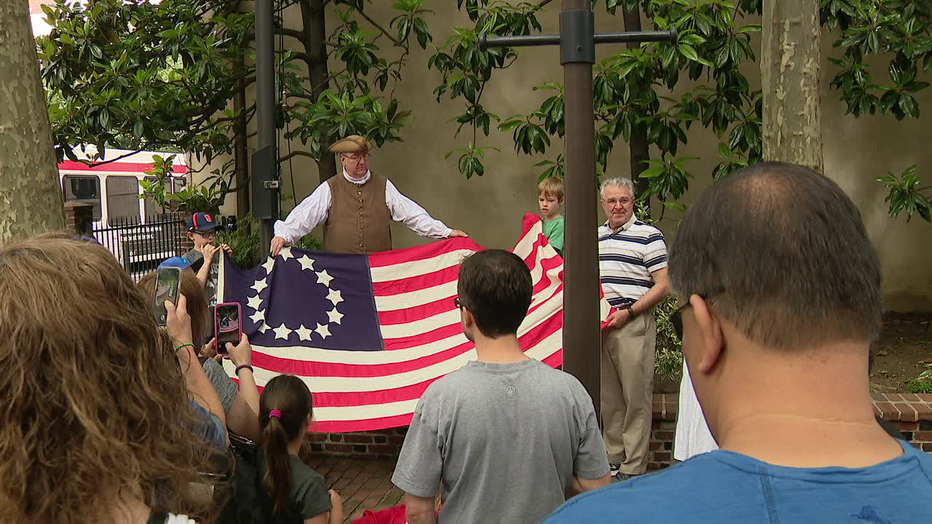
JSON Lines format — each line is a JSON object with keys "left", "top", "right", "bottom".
{"left": 668, "top": 161, "right": 882, "bottom": 350}
{"left": 457, "top": 249, "right": 533, "bottom": 339}
{"left": 0, "top": 235, "right": 213, "bottom": 523}
{"left": 259, "top": 374, "right": 314, "bottom": 514}
{"left": 138, "top": 267, "right": 210, "bottom": 348}
{"left": 538, "top": 176, "right": 565, "bottom": 201}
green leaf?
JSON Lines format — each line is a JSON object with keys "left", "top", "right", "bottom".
{"left": 678, "top": 44, "right": 700, "bottom": 63}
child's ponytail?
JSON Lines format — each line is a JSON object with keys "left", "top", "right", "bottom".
{"left": 259, "top": 375, "right": 314, "bottom": 515}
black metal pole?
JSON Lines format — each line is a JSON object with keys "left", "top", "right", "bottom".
{"left": 255, "top": 0, "right": 278, "bottom": 254}
{"left": 478, "top": 13, "right": 675, "bottom": 417}
{"left": 560, "top": 0, "right": 601, "bottom": 419}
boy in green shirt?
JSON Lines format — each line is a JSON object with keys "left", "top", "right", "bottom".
{"left": 538, "top": 177, "right": 565, "bottom": 256}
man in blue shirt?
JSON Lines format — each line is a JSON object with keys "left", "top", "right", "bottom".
{"left": 545, "top": 162, "right": 932, "bottom": 523}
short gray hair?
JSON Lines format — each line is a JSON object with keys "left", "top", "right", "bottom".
{"left": 668, "top": 162, "right": 883, "bottom": 349}
{"left": 600, "top": 177, "right": 635, "bottom": 200}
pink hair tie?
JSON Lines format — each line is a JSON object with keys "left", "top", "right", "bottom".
{"left": 269, "top": 409, "right": 282, "bottom": 420}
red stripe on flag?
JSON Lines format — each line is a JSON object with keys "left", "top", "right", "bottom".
{"left": 383, "top": 323, "right": 463, "bottom": 351}
{"left": 250, "top": 313, "right": 562, "bottom": 383}
{"left": 311, "top": 413, "right": 414, "bottom": 433}
{"left": 377, "top": 295, "right": 457, "bottom": 325}
{"left": 251, "top": 342, "right": 474, "bottom": 379}
{"left": 368, "top": 237, "right": 483, "bottom": 268}
{"left": 542, "top": 350, "right": 562, "bottom": 368}
{"left": 311, "top": 378, "right": 440, "bottom": 408}
{"left": 371, "top": 264, "right": 459, "bottom": 296}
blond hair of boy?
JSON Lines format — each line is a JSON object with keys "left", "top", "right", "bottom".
{"left": 538, "top": 177, "right": 565, "bottom": 255}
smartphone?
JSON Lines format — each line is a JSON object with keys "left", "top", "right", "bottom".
{"left": 153, "top": 267, "right": 182, "bottom": 326}
{"left": 215, "top": 302, "right": 242, "bottom": 354}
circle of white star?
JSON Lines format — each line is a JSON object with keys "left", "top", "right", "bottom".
{"left": 244, "top": 246, "right": 343, "bottom": 343}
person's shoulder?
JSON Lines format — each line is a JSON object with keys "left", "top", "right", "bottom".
{"left": 538, "top": 363, "right": 582, "bottom": 390}
{"left": 289, "top": 455, "right": 326, "bottom": 485}
{"left": 630, "top": 220, "right": 664, "bottom": 236}
{"left": 422, "top": 365, "right": 473, "bottom": 396}
{"left": 181, "top": 248, "right": 201, "bottom": 262}
{"left": 905, "top": 440, "right": 932, "bottom": 473}
{"left": 544, "top": 454, "right": 731, "bottom": 522}
{"left": 413, "top": 368, "right": 468, "bottom": 412}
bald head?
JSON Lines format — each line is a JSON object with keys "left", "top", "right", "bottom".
{"left": 668, "top": 162, "right": 882, "bottom": 349}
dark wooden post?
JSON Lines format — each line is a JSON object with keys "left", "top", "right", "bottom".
{"left": 479, "top": 7, "right": 676, "bottom": 417}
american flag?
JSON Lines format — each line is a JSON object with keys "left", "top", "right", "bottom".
{"left": 219, "top": 213, "right": 612, "bottom": 432}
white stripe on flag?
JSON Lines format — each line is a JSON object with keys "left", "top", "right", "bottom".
{"left": 374, "top": 280, "right": 457, "bottom": 311}
{"left": 369, "top": 249, "right": 476, "bottom": 283}
{"left": 378, "top": 309, "right": 460, "bottom": 339}
{"left": 372, "top": 252, "right": 558, "bottom": 312}
{"left": 315, "top": 399, "right": 420, "bottom": 422}
{"left": 248, "top": 287, "right": 565, "bottom": 365}
{"left": 225, "top": 328, "right": 562, "bottom": 393}
{"left": 512, "top": 222, "right": 541, "bottom": 259}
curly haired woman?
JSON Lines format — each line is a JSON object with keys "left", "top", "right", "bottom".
{"left": 0, "top": 236, "right": 217, "bottom": 523}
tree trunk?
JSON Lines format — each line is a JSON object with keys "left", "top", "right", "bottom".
{"left": 301, "top": 0, "right": 337, "bottom": 182}
{"left": 622, "top": 6, "right": 651, "bottom": 214}
{"left": 0, "top": 2, "right": 65, "bottom": 242}
{"left": 761, "top": 0, "right": 823, "bottom": 172}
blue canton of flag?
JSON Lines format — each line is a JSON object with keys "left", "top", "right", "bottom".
{"left": 221, "top": 250, "right": 383, "bottom": 351}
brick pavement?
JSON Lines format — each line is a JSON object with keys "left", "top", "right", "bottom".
{"left": 303, "top": 455, "right": 404, "bottom": 523}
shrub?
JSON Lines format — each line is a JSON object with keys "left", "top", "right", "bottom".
{"left": 905, "top": 369, "right": 932, "bottom": 394}
{"left": 653, "top": 295, "right": 683, "bottom": 383}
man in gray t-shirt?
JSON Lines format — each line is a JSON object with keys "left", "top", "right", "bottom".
{"left": 391, "top": 250, "right": 610, "bottom": 524}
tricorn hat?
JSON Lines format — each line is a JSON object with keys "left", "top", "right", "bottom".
{"left": 328, "top": 135, "right": 373, "bottom": 153}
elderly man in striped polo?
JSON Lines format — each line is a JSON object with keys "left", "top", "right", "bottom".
{"left": 598, "top": 177, "right": 670, "bottom": 481}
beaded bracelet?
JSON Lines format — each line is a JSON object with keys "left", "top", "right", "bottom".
{"left": 235, "top": 364, "right": 254, "bottom": 375}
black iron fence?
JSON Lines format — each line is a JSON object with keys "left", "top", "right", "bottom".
{"left": 92, "top": 214, "right": 185, "bottom": 281}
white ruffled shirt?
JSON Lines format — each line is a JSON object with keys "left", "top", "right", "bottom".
{"left": 673, "top": 361, "right": 718, "bottom": 461}
{"left": 164, "top": 514, "right": 196, "bottom": 524}
{"left": 273, "top": 170, "right": 452, "bottom": 244}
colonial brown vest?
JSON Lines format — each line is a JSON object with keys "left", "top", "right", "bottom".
{"left": 323, "top": 173, "right": 392, "bottom": 254}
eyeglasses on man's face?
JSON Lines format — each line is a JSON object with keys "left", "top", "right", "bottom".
{"left": 602, "top": 197, "right": 634, "bottom": 207}
{"left": 342, "top": 153, "right": 370, "bottom": 163}
{"left": 195, "top": 231, "right": 216, "bottom": 239}
{"left": 671, "top": 292, "right": 714, "bottom": 340}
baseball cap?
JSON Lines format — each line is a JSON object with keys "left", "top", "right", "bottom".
{"left": 187, "top": 212, "right": 219, "bottom": 233}
{"left": 158, "top": 256, "right": 193, "bottom": 270}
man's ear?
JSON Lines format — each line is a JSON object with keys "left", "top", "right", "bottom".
{"left": 461, "top": 307, "right": 476, "bottom": 330}
{"left": 690, "top": 294, "right": 724, "bottom": 374}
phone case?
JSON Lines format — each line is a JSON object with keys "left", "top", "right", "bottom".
{"left": 153, "top": 267, "right": 182, "bottom": 326}
{"left": 214, "top": 302, "right": 243, "bottom": 354}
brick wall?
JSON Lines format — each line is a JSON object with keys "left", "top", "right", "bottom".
{"left": 871, "top": 393, "right": 932, "bottom": 452}
{"left": 173, "top": 210, "right": 195, "bottom": 256}
{"left": 63, "top": 201, "right": 94, "bottom": 236}
{"left": 308, "top": 392, "right": 932, "bottom": 465}
{"left": 648, "top": 393, "right": 678, "bottom": 471}
{"left": 308, "top": 427, "right": 409, "bottom": 460}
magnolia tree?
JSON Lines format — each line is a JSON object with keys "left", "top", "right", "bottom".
{"left": 38, "top": 0, "right": 931, "bottom": 221}
{"left": 432, "top": 0, "right": 929, "bottom": 221}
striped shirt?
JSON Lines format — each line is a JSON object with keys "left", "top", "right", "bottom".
{"left": 598, "top": 215, "right": 667, "bottom": 308}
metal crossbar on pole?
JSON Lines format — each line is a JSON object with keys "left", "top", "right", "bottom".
{"left": 479, "top": 29, "right": 675, "bottom": 49}
{"left": 479, "top": 3, "right": 676, "bottom": 419}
